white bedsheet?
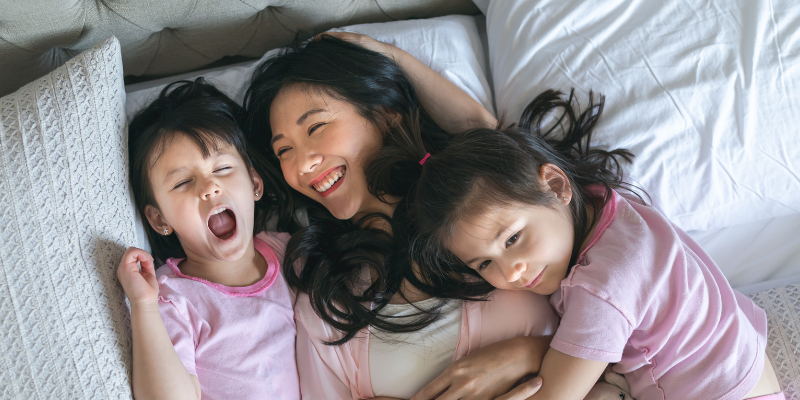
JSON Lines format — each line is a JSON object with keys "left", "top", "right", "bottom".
{"left": 689, "top": 213, "right": 800, "bottom": 291}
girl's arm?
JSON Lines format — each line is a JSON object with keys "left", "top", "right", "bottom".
{"left": 499, "top": 349, "right": 608, "bottom": 400}
{"left": 320, "top": 32, "right": 498, "bottom": 133}
{"left": 117, "top": 248, "right": 201, "bottom": 400}
{"left": 411, "top": 335, "right": 552, "bottom": 400}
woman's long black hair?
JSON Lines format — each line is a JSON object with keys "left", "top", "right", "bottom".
{"left": 243, "top": 36, "right": 472, "bottom": 345}
{"left": 406, "top": 89, "right": 641, "bottom": 288}
{"left": 128, "top": 78, "right": 293, "bottom": 264}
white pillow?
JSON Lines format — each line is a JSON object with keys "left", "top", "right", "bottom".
{"left": 126, "top": 14, "right": 495, "bottom": 250}
{"left": 0, "top": 37, "right": 136, "bottom": 399}
{"left": 486, "top": 0, "right": 800, "bottom": 231}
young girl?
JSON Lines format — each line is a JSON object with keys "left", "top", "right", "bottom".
{"left": 116, "top": 79, "right": 299, "bottom": 400}
{"left": 406, "top": 90, "right": 783, "bottom": 400}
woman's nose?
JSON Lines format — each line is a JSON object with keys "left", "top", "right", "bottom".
{"left": 299, "top": 147, "right": 323, "bottom": 174}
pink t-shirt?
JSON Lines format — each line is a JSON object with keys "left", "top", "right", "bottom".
{"left": 549, "top": 189, "right": 767, "bottom": 400}
{"left": 155, "top": 231, "right": 300, "bottom": 400}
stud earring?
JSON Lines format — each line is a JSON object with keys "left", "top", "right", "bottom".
{"left": 163, "top": 228, "right": 168, "bottom": 235}
{"left": 255, "top": 191, "right": 259, "bottom": 197}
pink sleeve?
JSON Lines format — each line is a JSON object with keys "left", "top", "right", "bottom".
{"left": 158, "top": 298, "right": 197, "bottom": 375}
{"left": 550, "top": 287, "right": 632, "bottom": 363}
{"left": 295, "top": 319, "right": 358, "bottom": 400}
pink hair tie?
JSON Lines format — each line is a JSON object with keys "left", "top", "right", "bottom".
{"left": 419, "top": 153, "right": 431, "bottom": 165}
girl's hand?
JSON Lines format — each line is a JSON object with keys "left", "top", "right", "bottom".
{"left": 315, "top": 31, "right": 395, "bottom": 57}
{"left": 411, "top": 336, "right": 549, "bottom": 400}
{"left": 116, "top": 247, "right": 158, "bottom": 308}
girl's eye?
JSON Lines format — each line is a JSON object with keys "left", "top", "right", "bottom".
{"left": 174, "top": 180, "right": 190, "bottom": 189}
{"left": 478, "top": 260, "right": 491, "bottom": 271}
{"left": 214, "top": 166, "right": 231, "bottom": 173}
{"left": 505, "top": 233, "right": 519, "bottom": 248}
{"left": 309, "top": 123, "right": 325, "bottom": 135}
{"left": 276, "top": 147, "right": 291, "bottom": 157}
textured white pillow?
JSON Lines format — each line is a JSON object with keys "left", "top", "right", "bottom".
{"left": 747, "top": 283, "right": 800, "bottom": 399}
{"left": 486, "top": 0, "right": 800, "bottom": 231}
{"left": 0, "top": 37, "right": 136, "bottom": 399}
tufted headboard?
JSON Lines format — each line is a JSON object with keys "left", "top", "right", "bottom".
{"left": 0, "top": 0, "right": 478, "bottom": 97}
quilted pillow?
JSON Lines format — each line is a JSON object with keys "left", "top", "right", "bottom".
{"left": 0, "top": 37, "right": 136, "bottom": 399}
{"left": 485, "top": 0, "right": 800, "bottom": 231}
{"left": 748, "top": 283, "right": 800, "bottom": 399}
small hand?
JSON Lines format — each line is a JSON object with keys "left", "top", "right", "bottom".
{"left": 116, "top": 247, "right": 159, "bottom": 307}
{"left": 411, "top": 337, "right": 545, "bottom": 400}
{"left": 315, "top": 31, "right": 394, "bottom": 56}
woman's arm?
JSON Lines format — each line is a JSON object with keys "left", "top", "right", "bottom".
{"left": 117, "top": 248, "right": 201, "bottom": 400}
{"left": 411, "top": 335, "right": 551, "bottom": 400}
{"left": 320, "top": 32, "right": 498, "bottom": 133}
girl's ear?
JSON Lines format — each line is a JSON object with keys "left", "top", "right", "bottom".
{"left": 144, "top": 204, "right": 171, "bottom": 234}
{"left": 251, "top": 168, "right": 264, "bottom": 201}
{"left": 539, "top": 163, "right": 573, "bottom": 203}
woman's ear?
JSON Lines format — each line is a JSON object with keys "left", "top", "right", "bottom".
{"left": 539, "top": 164, "right": 573, "bottom": 204}
{"left": 251, "top": 168, "right": 264, "bottom": 201}
{"left": 144, "top": 204, "right": 171, "bottom": 235}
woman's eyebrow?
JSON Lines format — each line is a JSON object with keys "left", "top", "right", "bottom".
{"left": 296, "top": 108, "right": 325, "bottom": 125}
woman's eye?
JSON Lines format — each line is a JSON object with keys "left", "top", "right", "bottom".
{"left": 505, "top": 233, "right": 519, "bottom": 248}
{"left": 478, "top": 260, "right": 491, "bottom": 271}
{"left": 309, "top": 123, "right": 325, "bottom": 135}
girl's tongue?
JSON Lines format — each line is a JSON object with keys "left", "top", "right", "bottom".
{"left": 208, "top": 209, "right": 236, "bottom": 239}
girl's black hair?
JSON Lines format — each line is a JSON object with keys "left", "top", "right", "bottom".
{"left": 243, "top": 35, "right": 462, "bottom": 345}
{"left": 128, "top": 78, "right": 293, "bottom": 264}
{"left": 406, "top": 89, "right": 642, "bottom": 290}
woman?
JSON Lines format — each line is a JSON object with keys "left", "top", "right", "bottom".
{"left": 243, "top": 34, "right": 563, "bottom": 400}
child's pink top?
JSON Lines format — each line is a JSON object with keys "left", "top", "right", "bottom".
{"left": 549, "top": 189, "right": 767, "bottom": 400}
{"left": 155, "top": 232, "right": 300, "bottom": 400}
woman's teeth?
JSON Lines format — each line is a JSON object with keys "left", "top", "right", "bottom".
{"left": 314, "top": 170, "right": 344, "bottom": 193}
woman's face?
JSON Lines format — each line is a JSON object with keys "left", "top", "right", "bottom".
{"left": 269, "top": 84, "right": 384, "bottom": 220}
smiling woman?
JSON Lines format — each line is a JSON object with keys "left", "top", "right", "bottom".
{"left": 243, "top": 34, "right": 563, "bottom": 400}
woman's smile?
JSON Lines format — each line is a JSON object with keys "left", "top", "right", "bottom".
{"left": 269, "top": 85, "right": 384, "bottom": 221}
{"left": 309, "top": 166, "right": 346, "bottom": 197}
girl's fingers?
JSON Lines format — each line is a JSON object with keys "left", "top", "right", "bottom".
{"left": 494, "top": 377, "right": 543, "bottom": 400}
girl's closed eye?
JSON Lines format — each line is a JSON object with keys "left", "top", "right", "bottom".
{"left": 479, "top": 259, "right": 491, "bottom": 271}
{"left": 275, "top": 147, "right": 291, "bottom": 157}
{"left": 173, "top": 179, "right": 191, "bottom": 190}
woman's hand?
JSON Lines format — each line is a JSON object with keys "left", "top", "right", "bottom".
{"left": 116, "top": 247, "right": 158, "bottom": 308}
{"left": 411, "top": 336, "right": 550, "bottom": 400}
{"left": 315, "top": 30, "right": 497, "bottom": 132}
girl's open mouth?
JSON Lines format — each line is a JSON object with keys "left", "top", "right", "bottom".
{"left": 208, "top": 208, "right": 237, "bottom": 240}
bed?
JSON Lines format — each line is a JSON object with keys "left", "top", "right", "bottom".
{"left": 1, "top": 0, "right": 798, "bottom": 398}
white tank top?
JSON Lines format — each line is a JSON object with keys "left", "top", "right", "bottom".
{"left": 369, "top": 298, "right": 463, "bottom": 398}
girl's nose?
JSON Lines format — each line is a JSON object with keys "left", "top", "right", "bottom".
{"left": 502, "top": 260, "right": 526, "bottom": 283}
{"left": 200, "top": 178, "right": 221, "bottom": 200}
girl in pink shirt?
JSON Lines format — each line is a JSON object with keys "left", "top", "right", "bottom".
{"left": 116, "top": 79, "right": 300, "bottom": 400}
{"left": 404, "top": 90, "right": 783, "bottom": 400}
